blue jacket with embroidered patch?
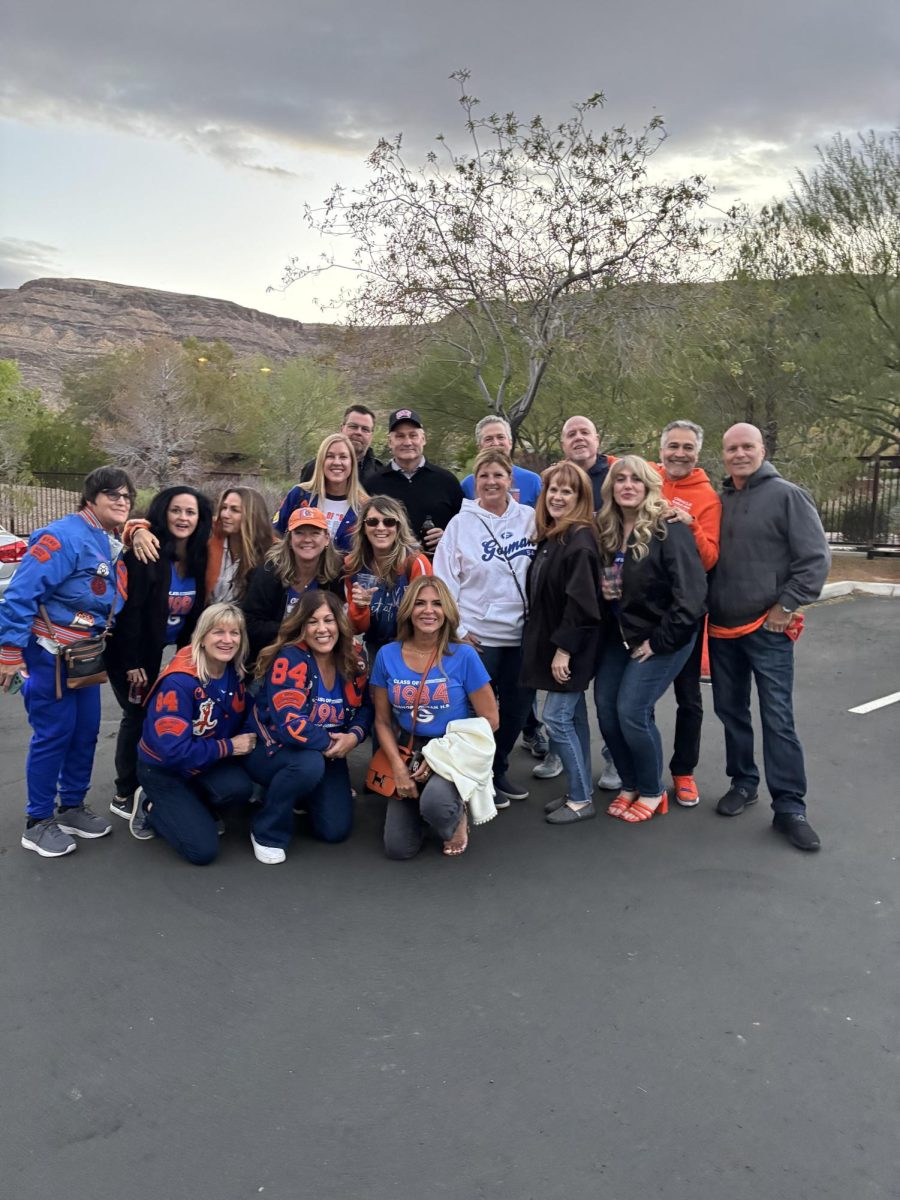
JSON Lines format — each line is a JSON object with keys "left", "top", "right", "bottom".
{"left": 253, "top": 642, "right": 372, "bottom": 754}
{"left": 0, "top": 510, "right": 126, "bottom": 666}
{"left": 137, "top": 647, "right": 253, "bottom": 776}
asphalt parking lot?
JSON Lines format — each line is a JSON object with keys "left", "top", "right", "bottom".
{"left": 1, "top": 595, "right": 897, "bottom": 1200}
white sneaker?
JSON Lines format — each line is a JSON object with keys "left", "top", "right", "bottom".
{"left": 597, "top": 765, "right": 622, "bottom": 790}
{"left": 533, "top": 753, "right": 563, "bottom": 779}
{"left": 250, "top": 834, "right": 286, "bottom": 864}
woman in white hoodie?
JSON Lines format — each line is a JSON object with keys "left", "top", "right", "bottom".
{"left": 433, "top": 449, "right": 536, "bottom": 804}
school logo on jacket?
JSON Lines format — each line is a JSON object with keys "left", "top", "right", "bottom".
{"left": 193, "top": 699, "right": 218, "bottom": 736}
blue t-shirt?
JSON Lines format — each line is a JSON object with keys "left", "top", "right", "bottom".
{"left": 461, "top": 464, "right": 542, "bottom": 508}
{"left": 313, "top": 674, "right": 347, "bottom": 731}
{"left": 371, "top": 642, "right": 491, "bottom": 738}
{"left": 166, "top": 564, "right": 197, "bottom": 644}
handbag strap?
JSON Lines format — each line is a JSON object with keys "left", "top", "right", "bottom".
{"left": 476, "top": 516, "right": 529, "bottom": 614}
{"left": 402, "top": 646, "right": 438, "bottom": 750}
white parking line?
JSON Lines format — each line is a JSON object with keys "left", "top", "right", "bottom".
{"left": 849, "top": 691, "right": 900, "bottom": 715}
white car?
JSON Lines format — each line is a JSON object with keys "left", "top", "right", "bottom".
{"left": 0, "top": 524, "right": 27, "bottom": 600}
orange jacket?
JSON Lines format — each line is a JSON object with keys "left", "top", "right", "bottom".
{"left": 656, "top": 466, "right": 721, "bottom": 572}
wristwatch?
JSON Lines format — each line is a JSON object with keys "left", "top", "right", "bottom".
{"left": 780, "top": 605, "right": 795, "bottom": 615}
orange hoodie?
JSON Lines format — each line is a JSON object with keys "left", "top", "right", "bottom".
{"left": 655, "top": 465, "right": 722, "bottom": 572}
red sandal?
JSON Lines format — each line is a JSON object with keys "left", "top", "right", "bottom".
{"left": 621, "top": 793, "right": 669, "bottom": 823}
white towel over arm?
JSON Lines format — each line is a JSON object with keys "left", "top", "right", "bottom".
{"left": 421, "top": 717, "right": 497, "bottom": 825}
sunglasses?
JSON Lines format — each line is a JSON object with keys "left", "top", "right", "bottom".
{"left": 364, "top": 517, "right": 399, "bottom": 529}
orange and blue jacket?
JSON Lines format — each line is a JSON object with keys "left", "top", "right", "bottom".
{"left": 252, "top": 642, "right": 372, "bottom": 755}
{"left": 138, "top": 646, "right": 252, "bottom": 776}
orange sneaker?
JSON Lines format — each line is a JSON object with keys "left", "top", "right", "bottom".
{"left": 672, "top": 775, "right": 700, "bottom": 807}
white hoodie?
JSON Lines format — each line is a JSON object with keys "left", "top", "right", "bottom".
{"left": 433, "top": 497, "right": 536, "bottom": 646}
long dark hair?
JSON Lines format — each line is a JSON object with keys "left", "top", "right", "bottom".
{"left": 145, "top": 486, "right": 213, "bottom": 582}
{"left": 255, "top": 589, "right": 361, "bottom": 683}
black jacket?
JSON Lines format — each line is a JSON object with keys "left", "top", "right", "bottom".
{"left": 587, "top": 455, "right": 614, "bottom": 512}
{"left": 299, "top": 448, "right": 385, "bottom": 490}
{"left": 366, "top": 461, "right": 464, "bottom": 541}
{"left": 521, "top": 526, "right": 606, "bottom": 692}
{"left": 241, "top": 561, "right": 344, "bottom": 663}
{"left": 611, "top": 521, "right": 707, "bottom": 654}
{"left": 106, "top": 551, "right": 206, "bottom": 676}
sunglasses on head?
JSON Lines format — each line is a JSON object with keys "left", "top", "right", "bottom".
{"left": 364, "top": 517, "right": 399, "bottom": 529}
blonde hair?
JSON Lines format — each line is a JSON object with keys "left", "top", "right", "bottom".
{"left": 299, "top": 433, "right": 368, "bottom": 511}
{"left": 213, "top": 486, "right": 276, "bottom": 599}
{"left": 189, "top": 603, "right": 248, "bottom": 684}
{"left": 343, "top": 496, "right": 421, "bottom": 584}
{"left": 597, "top": 455, "right": 670, "bottom": 562}
{"left": 264, "top": 528, "right": 342, "bottom": 589}
{"left": 395, "top": 576, "right": 461, "bottom": 662}
{"left": 533, "top": 461, "right": 598, "bottom": 543}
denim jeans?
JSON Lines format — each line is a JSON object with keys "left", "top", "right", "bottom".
{"left": 246, "top": 742, "right": 354, "bottom": 848}
{"left": 594, "top": 635, "right": 696, "bottom": 797}
{"left": 137, "top": 758, "right": 254, "bottom": 865}
{"left": 541, "top": 690, "right": 593, "bottom": 804}
{"left": 383, "top": 774, "right": 464, "bottom": 860}
{"left": 710, "top": 627, "right": 807, "bottom": 814}
{"left": 477, "top": 643, "right": 534, "bottom": 776}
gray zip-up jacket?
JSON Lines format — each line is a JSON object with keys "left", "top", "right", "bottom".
{"left": 708, "top": 462, "right": 830, "bottom": 628}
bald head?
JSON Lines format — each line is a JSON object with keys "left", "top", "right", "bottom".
{"left": 723, "top": 423, "right": 766, "bottom": 489}
{"left": 561, "top": 415, "right": 601, "bottom": 469}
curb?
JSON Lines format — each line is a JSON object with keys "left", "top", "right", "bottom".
{"left": 818, "top": 581, "right": 900, "bottom": 600}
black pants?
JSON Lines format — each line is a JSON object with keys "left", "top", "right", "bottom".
{"left": 109, "top": 655, "right": 162, "bottom": 798}
{"left": 668, "top": 627, "right": 704, "bottom": 776}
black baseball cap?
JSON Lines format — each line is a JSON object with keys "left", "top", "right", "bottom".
{"left": 388, "top": 408, "right": 423, "bottom": 431}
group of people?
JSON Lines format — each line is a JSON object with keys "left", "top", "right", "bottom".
{"left": 0, "top": 401, "right": 832, "bottom": 866}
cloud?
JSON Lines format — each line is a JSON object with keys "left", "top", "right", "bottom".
{"left": 3, "top": 1, "right": 898, "bottom": 164}
{"left": 0, "top": 238, "right": 61, "bottom": 288}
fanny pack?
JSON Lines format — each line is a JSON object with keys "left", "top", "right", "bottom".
{"left": 40, "top": 604, "right": 111, "bottom": 697}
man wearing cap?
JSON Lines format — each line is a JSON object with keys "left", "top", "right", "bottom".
{"left": 366, "top": 409, "right": 464, "bottom": 554}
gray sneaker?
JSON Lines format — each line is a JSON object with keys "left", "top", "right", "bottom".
{"left": 56, "top": 804, "right": 112, "bottom": 839}
{"left": 533, "top": 752, "right": 563, "bottom": 779}
{"left": 22, "top": 817, "right": 77, "bottom": 858}
{"left": 129, "top": 791, "right": 156, "bottom": 841}
{"left": 597, "top": 764, "right": 623, "bottom": 790}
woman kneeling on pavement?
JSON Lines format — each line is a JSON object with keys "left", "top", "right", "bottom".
{"left": 433, "top": 448, "right": 536, "bottom": 807}
{"left": 245, "top": 591, "right": 372, "bottom": 864}
{"left": 521, "top": 462, "right": 606, "bottom": 826}
{"left": 371, "top": 576, "right": 499, "bottom": 859}
{"left": 594, "top": 456, "right": 707, "bottom": 824}
{"left": 133, "top": 603, "right": 257, "bottom": 864}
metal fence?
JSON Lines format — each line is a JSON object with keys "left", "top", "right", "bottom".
{"left": 817, "top": 456, "right": 900, "bottom": 555}
{"left": 2, "top": 460, "right": 899, "bottom": 553}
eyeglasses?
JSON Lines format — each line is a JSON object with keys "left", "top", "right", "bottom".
{"left": 364, "top": 517, "right": 399, "bottom": 529}
{"left": 100, "top": 490, "right": 134, "bottom": 503}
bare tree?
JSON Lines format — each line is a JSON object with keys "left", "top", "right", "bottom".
{"left": 281, "top": 71, "right": 713, "bottom": 436}
{"left": 97, "top": 339, "right": 215, "bottom": 486}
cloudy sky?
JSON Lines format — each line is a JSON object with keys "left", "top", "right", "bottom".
{"left": 2, "top": 0, "right": 897, "bottom": 321}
